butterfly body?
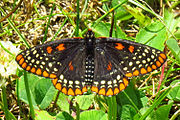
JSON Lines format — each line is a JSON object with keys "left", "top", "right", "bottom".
{"left": 16, "top": 30, "right": 167, "bottom": 96}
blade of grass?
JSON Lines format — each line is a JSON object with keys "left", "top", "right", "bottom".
{"left": 75, "top": 0, "right": 80, "bottom": 37}
{"left": 42, "top": 3, "right": 55, "bottom": 43}
{"left": 24, "top": 71, "right": 35, "bottom": 119}
{"left": 0, "top": 7, "right": 30, "bottom": 48}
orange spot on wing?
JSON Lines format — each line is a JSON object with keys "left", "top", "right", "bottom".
{"left": 50, "top": 74, "right": 57, "bottom": 79}
{"left": 30, "top": 67, "right": 36, "bottom": 73}
{"left": 152, "top": 64, "right": 157, "bottom": 69}
{"left": 43, "top": 71, "right": 49, "bottom": 77}
{"left": 133, "top": 70, "right": 139, "bottom": 76}
{"left": 114, "top": 88, "right": 120, "bottom": 95}
{"left": 123, "top": 77, "right": 129, "bottom": 86}
{"left": 147, "top": 66, "right": 152, "bottom": 72}
{"left": 106, "top": 88, "right": 113, "bottom": 96}
{"left": 55, "top": 83, "right": 62, "bottom": 91}
{"left": 128, "top": 45, "right": 134, "bottom": 53}
{"left": 156, "top": 61, "right": 161, "bottom": 67}
{"left": 68, "top": 88, "right": 75, "bottom": 96}
{"left": 16, "top": 54, "right": 23, "bottom": 61}
{"left": 56, "top": 44, "right": 65, "bottom": 51}
{"left": 82, "top": 87, "right": 87, "bottom": 93}
{"left": 26, "top": 66, "right": 31, "bottom": 71}
{"left": 75, "top": 88, "right": 82, "bottom": 95}
{"left": 36, "top": 68, "right": 42, "bottom": 75}
{"left": 69, "top": 61, "right": 74, "bottom": 71}
{"left": 52, "top": 78, "right": 58, "bottom": 86}
{"left": 119, "top": 83, "right": 125, "bottom": 91}
{"left": 98, "top": 88, "right": 106, "bottom": 95}
{"left": 19, "top": 58, "right": 24, "bottom": 65}
{"left": 158, "top": 56, "right": 164, "bottom": 63}
{"left": 22, "top": 62, "right": 27, "bottom": 69}
{"left": 115, "top": 43, "right": 125, "bottom": 50}
{"left": 62, "top": 87, "right": 67, "bottom": 94}
{"left": 107, "top": 61, "right": 112, "bottom": 71}
{"left": 47, "top": 46, "right": 53, "bottom": 54}
{"left": 141, "top": 68, "right": 147, "bottom": 74}
{"left": 125, "top": 73, "right": 132, "bottom": 77}
{"left": 160, "top": 53, "right": 166, "bottom": 59}
{"left": 91, "top": 86, "right": 98, "bottom": 93}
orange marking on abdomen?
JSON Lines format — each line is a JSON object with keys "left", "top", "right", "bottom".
{"left": 72, "top": 37, "right": 83, "bottom": 39}
{"left": 98, "top": 88, "right": 106, "bottom": 95}
{"left": 115, "top": 43, "right": 125, "bottom": 50}
{"left": 106, "top": 88, "right": 113, "bottom": 96}
{"left": 68, "top": 88, "right": 75, "bottom": 96}
{"left": 56, "top": 44, "right": 65, "bottom": 51}
{"left": 68, "top": 61, "right": 74, "bottom": 71}
{"left": 47, "top": 46, "right": 53, "bottom": 54}
{"left": 75, "top": 88, "right": 82, "bottom": 95}
{"left": 49, "top": 74, "right": 57, "bottom": 79}
{"left": 160, "top": 53, "right": 166, "bottom": 59}
{"left": 43, "top": 70, "right": 49, "bottom": 77}
{"left": 107, "top": 61, "right": 112, "bottom": 71}
{"left": 156, "top": 61, "right": 161, "bottom": 67}
{"left": 36, "top": 68, "right": 42, "bottom": 75}
{"left": 19, "top": 58, "right": 24, "bottom": 65}
{"left": 91, "top": 86, "right": 98, "bottom": 93}
{"left": 128, "top": 45, "right": 134, "bottom": 53}
{"left": 16, "top": 54, "right": 23, "bottom": 61}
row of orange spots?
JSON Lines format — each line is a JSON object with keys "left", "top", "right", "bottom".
{"left": 91, "top": 78, "right": 129, "bottom": 96}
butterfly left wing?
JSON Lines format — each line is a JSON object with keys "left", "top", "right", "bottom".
{"left": 16, "top": 38, "right": 88, "bottom": 96}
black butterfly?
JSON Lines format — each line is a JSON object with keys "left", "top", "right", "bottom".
{"left": 16, "top": 29, "right": 167, "bottom": 96}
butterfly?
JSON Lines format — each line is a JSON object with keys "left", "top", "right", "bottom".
{"left": 16, "top": 29, "right": 167, "bottom": 96}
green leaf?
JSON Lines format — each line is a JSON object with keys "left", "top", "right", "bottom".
{"left": 136, "top": 21, "right": 166, "bottom": 50}
{"left": 56, "top": 111, "right": 74, "bottom": 120}
{"left": 119, "top": 105, "right": 136, "bottom": 120}
{"left": 166, "top": 38, "right": 180, "bottom": 63}
{"left": 56, "top": 93, "right": 73, "bottom": 113}
{"left": 75, "top": 94, "right": 94, "bottom": 110}
{"left": 80, "top": 110, "right": 107, "bottom": 120}
{"left": 18, "top": 73, "right": 56, "bottom": 109}
{"left": 167, "top": 80, "right": 180, "bottom": 101}
{"left": 152, "top": 103, "right": 173, "bottom": 120}
{"left": 93, "top": 22, "right": 127, "bottom": 39}
{"left": 123, "top": 5, "right": 151, "bottom": 27}
{"left": 35, "top": 110, "right": 56, "bottom": 120}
